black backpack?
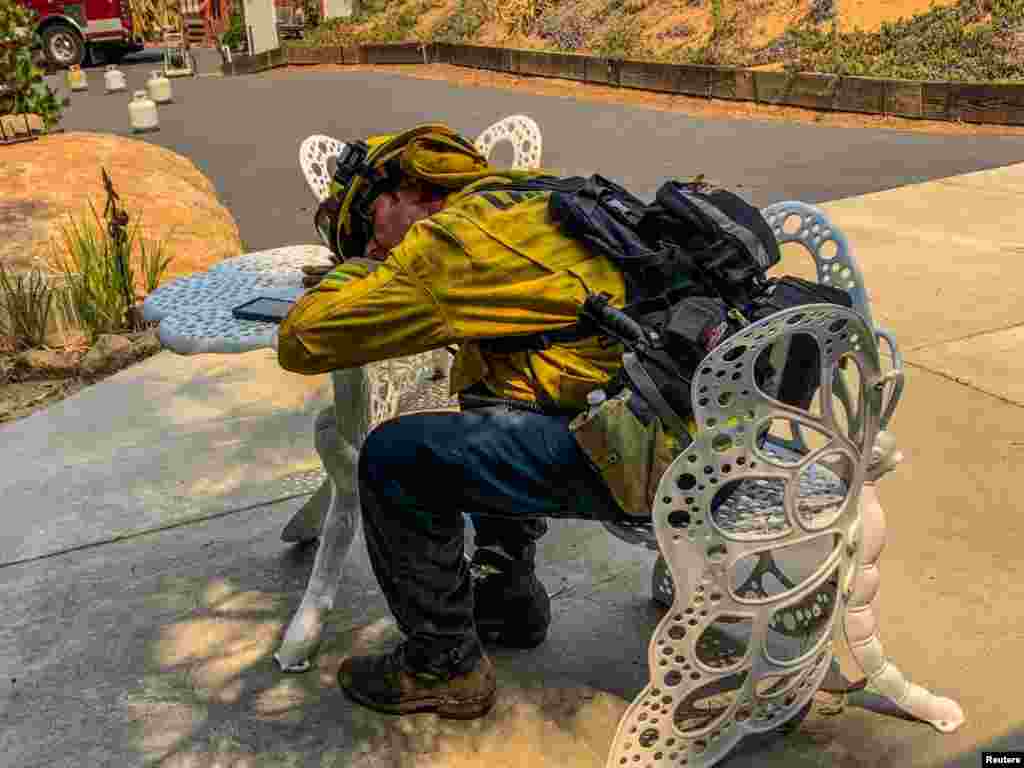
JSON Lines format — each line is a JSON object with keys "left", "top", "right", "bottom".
{"left": 470, "top": 175, "right": 851, "bottom": 427}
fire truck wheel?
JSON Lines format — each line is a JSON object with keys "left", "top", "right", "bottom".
{"left": 42, "top": 23, "right": 85, "bottom": 68}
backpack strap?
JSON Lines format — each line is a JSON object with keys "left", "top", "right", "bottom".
{"left": 478, "top": 324, "right": 591, "bottom": 355}
{"left": 622, "top": 352, "right": 691, "bottom": 437}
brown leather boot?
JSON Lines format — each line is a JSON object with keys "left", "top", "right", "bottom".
{"left": 471, "top": 548, "right": 550, "bottom": 649}
{"left": 338, "top": 643, "right": 497, "bottom": 719}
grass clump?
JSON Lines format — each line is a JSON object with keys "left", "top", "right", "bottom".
{"left": 48, "top": 171, "right": 174, "bottom": 343}
{"left": 50, "top": 203, "right": 141, "bottom": 342}
{"left": 301, "top": 0, "right": 428, "bottom": 46}
{"left": 0, "top": 264, "right": 55, "bottom": 351}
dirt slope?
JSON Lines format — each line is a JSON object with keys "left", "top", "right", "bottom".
{"left": 309, "top": 0, "right": 965, "bottom": 67}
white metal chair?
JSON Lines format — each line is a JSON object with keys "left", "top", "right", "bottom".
{"left": 473, "top": 114, "right": 543, "bottom": 170}
{"left": 607, "top": 302, "right": 879, "bottom": 766}
{"left": 299, "top": 115, "right": 544, "bottom": 205}
{"left": 648, "top": 201, "right": 901, "bottom": 607}
{"left": 286, "top": 116, "right": 546, "bottom": 551}
{"left": 299, "top": 134, "right": 347, "bottom": 203}
{"left": 617, "top": 202, "right": 963, "bottom": 767}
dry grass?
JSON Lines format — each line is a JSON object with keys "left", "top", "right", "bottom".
{"left": 300, "top": 0, "right": 972, "bottom": 71}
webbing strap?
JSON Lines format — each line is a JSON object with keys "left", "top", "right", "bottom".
{"left": 478, "top": 324, "right": 589, "bottom": 354}
{"left": 623, "top": 353, "right": 690, "bottom": 437}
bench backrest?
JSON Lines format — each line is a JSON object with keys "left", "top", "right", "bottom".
{"left": 606, "top": 302, "right": 886, "bottom": 768}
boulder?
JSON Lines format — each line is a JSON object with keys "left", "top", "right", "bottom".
{"left": 13, "top": 348, "right": 80, "bottom": 379}
{"left": 0, "top": 113, "right": 44, "bottom": 140}
{"left": 129, "top": 327, "right": 162, "bottom": 358}
{"left": 0, "top": 132, "right": 243, "bottom": 288}
{"left": 80, "top": 333, "right": 134, "bottom": 376}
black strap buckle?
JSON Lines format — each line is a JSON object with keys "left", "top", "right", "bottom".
{"left": 332, "top": 140, "right": 369, "bottom": 187}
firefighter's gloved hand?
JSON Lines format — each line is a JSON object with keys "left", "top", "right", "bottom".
{"left": 301, "top": 264, "right": 333, "bottom": 288}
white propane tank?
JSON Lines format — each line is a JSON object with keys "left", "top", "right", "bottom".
{"left": 146, "top": 70, "right": 172, "bottom": 104}
{"left": 67, "top": 65, "right": 87, "bottom": 91}
{"left": 104, "top": 64, "right": 126, "bottom": 93}
{"left": 128, "top": 90, "right": 159, "bottom": 133}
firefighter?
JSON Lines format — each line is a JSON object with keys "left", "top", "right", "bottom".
{"left": 277, "top": 124, "right": 628, "bottom": 718}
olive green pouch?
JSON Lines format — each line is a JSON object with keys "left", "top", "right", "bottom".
{"left": 569, "top": 389, "right": 690, "bottom": 518}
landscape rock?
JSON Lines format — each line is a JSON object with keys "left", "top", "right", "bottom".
{"left": 0, "top": 132, "right": 243, "bottom": 287}
{"left": 80, "top": 333, "right": 134, "bottom": 376}
{"left": 13, "top": 348, "right": 79, "bottom": 379}
{"left": 0, "top": 113, "right": 44, "bottom": 140}
{"left": 129, "top": 327, "right": 162, "bottom": 358}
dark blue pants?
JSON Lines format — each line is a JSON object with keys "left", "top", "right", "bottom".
{"left": 358, "top": 406, "right": 624, "bottom": 675}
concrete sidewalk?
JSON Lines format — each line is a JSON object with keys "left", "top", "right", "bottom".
{"left": 2, "top": 163, "right": 1023, "bottom": 767}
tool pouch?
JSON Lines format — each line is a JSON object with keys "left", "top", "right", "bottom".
{"left": 569, "top": 388, "right": 691, "bottom": 518}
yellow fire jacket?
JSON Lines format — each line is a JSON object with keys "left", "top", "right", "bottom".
{"left": 277, "top": 176, "right": 627, "bottom": 412}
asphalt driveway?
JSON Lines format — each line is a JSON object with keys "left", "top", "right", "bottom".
{"left": 55, "top": 53, "right": 1024, "bottom": 252}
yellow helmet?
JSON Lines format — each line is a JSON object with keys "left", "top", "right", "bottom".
{"left": 314, "top": 123, "right": 493, "bottom": 260}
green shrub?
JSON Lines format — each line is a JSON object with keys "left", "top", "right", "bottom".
{"left": 302, "top": 0, "right": 322, "bottom": 29}
{"left": 219, "top": 2, "right": 246, "bottom": 50}
{"left": 433, "top": 0, "right": 488, "bottom": 43}
{"left": 777, "top": 0, "right": 1024, "bottom": 80}
{"left": 1, "top": 0, "right": 63, "bottom": 127}
{"left": 592, "top": 13, "right": 641, "bottom": 57}
{"left": 0, "top": 264, "right": 54, "bottom": 350}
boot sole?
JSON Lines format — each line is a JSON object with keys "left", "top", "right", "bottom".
{"left": 341, "top": 683, "right": 496, "bottom": 720}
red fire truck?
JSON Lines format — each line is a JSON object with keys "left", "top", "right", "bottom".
{"left": 18, "top": 0, "right": 145, "bottom": 68}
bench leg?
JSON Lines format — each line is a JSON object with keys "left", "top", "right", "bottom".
{"left": 275, "top": 369, "right": 370, "bottom": 673}
{"left": 842, "top": 481, "right": 965, "bottom": 733}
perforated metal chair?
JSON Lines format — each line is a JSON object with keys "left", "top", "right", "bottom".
{"left": 299, "top": 116, "right": 544, "bottom": 206}
{"left": 606, "top": 204, "right": 962, "bottom": 768}
{"left": 605, "top": 302, "right": 878, "bottom": 767}
{"left": 646, "top": 201, "right": 901, "bottom": 606}
{"left": 473, "top": 114, "right": 543, "bottom": 170}
{"left": 285, "top": 118, "right": 545, "bottom": 535}
{"left": 299, "top": 134, "right": 346, "bottom": 203}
